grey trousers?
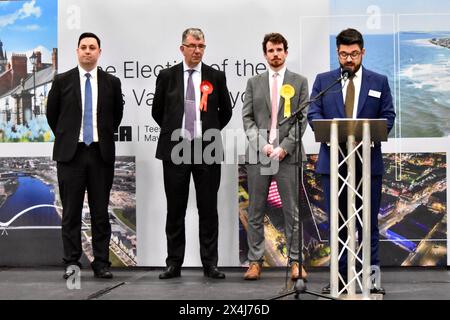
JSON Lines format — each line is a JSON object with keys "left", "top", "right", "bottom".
{"left": 246, "top": 161, "right": 299, "bottom": 262}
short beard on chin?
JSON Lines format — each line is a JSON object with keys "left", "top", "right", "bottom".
{"left": 340, "top": 62, "right": 361, "bottom": 73}
{"left": 270, "top": 61, "right": 283, "bottom": 68}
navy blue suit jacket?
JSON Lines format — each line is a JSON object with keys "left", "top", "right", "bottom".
{"left": 307, "top": 67, "right": 396, "bottom": 175}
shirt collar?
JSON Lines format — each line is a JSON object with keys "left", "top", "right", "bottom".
{"left": 268, "top": 66, "right": 286, "bottom": 79}
{"left": 78, "top": 65, "right": 98, "bottom": 79}
{"left": 183, "top": 61, "right": 202, "bottom": 73}
{"left": 354, "top": 65, "right": 362, "bottom": 79}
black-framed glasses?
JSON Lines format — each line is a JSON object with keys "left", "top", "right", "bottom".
{"left": 338, "top": 51, "right": 361, "bottom": 59}
{"left": 183, "top": 43, "right": 206, "bottom": 50}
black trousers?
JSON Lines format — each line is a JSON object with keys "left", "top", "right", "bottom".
{"left": 57, "top": 143, "right": 114, "bottom": 270}
{"left": 162, "top": 160, "right": 221, "bottom": 268}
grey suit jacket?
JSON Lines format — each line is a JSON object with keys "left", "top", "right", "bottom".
{"left": 242, "top": 69, "right": 309, "bottom": 164}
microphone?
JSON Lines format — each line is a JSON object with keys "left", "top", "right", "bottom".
{"left": 279, "top": 67, "right": 353, "bottom": 126}
{"left": 341, "top": 67, "right": 354, "bottom": 81}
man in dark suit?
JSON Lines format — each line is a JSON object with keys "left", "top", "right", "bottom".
{"left": 307, "top": 28, "right": 396, "bottom": 294}
{"left": 242, "top": 33, "right": 309, "bottom": 281}
{"left": 47, "top": 32, "right": 123, "bottom": 279}
{"left": 152, "top": 28, "right": 232, "bottom": 279}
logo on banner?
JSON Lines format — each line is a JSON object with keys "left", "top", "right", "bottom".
{"left": 114, "top": 126, "right": 133, "bottom": 142}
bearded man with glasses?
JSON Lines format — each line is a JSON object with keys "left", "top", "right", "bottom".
{"left": 307, "top": 28, "right": 396, "bottom": 295}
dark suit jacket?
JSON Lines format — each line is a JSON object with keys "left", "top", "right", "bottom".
{"left": 152, "top": 62, "right": 232, "bottom": 161}
{"left": 307, "top": 66, "right": 396, "bottom": 175}
{"left": 46, "top": 67, "right": 123, "bottom": 164}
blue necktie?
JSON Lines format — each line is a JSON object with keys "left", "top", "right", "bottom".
{"left": 184, "top": 69, "right": 196, "bottom": 139}
{"left": 83, "top": 73, "right": 93, "bottom": 145}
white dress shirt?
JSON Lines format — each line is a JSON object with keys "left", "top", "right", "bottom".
{"left": 268, "top": 66, "right": 287, "bottom": 110}
{"left": 78, "top": 65, "right": 99, "bottom": 142}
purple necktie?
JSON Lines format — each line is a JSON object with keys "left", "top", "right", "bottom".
{"left": 185, "top": 69, "right": 196, "bottom": 139}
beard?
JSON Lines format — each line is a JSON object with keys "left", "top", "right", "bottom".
{"left": 340, "top": 61, "right": 361, "bottom": 74}
{"left": 269, "top": 58, "right": 284, "bottom": 69}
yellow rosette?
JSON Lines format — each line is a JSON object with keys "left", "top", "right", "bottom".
{"left": 280, "top": 84, "right": 295, "bottom": 118}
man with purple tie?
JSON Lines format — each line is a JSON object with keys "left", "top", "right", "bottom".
{"left": 152, "top": 28, "right": 232, "bottom": 279}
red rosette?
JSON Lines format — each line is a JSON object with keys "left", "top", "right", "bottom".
{"left": 200, "top": 80, "right": 213, "bottom": 112}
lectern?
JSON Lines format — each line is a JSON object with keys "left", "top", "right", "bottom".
{"left": 312, "top": 118, "right": 387, "bottom": 299}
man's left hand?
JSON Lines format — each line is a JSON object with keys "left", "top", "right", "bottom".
{"left": 270, "top": 147, "right": 287, "bottom": 161}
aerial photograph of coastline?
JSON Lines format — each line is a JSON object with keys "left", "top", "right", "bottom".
{"left": 398, "top": 29, "right": 450, "bottom": 137}
{"left": 0, "top": 156, "right": 136, "bottom": 267}
{"left": 328, "top": 0, "right": 450, "bottom": 138}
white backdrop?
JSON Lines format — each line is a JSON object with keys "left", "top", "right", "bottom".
{"left": 52, "top": 0, "right": 450, "bottom": 267}
{"left": 57, "top": 0, "right": 330, "bottom": 266}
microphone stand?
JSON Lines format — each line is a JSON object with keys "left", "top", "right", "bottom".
{"left": 270, "top": 74, "right": 345, "bottom": 301}
{"left": 279, "top": 74, "right": 346, "bottom": 127}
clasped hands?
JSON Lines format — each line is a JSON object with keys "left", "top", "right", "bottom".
{"left": 262, "top": 144, "right": 287, "bottom": 161}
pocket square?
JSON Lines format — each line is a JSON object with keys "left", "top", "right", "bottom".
{"left": 368, "top": 89, "right": 381, "bottom": 98}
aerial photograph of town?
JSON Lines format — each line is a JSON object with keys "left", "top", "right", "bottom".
{"left": 0, "top": 156, "right": 136, "bottom": 267}
{"left": 239, "top": 153, "right": 447, "bottom": 267}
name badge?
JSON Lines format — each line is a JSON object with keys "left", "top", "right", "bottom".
{"left": 368, "top": 89, "right": 381, "bottom": 98}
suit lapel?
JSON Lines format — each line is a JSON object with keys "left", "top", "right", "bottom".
{"left": 200, "top": 62, "right": 207, "bottom": 80}
{"left": 260, "top": 72, "right": 271, "bottom": 114}
{"left": 332, "top": 68, "right": 346, "bottom": 118}
{"left": 97, "top": 68, "right": 105, "bottom": 115}
{"left": 72, "top": 68, "right": 82, "bottom": 111}
{"left": 278, "top": 70, "right": 293, "bottom": 119}
{"left": 200, "top": 64, "right": 209, "bottom": 121}
{"left": 201, "top": 62, "right": 210, "bottom": 94}
{"left": 178, "top": 63, "right": 185, "bottom": 109}
{"left": 357, "top": 67, "right": 370, "bottom": 117}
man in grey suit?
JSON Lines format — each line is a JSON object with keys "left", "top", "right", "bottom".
{"left": 242, "top": 33, "right": 309, "bottom": 280}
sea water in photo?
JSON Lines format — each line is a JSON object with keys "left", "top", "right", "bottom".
{"left": 399, "top": 31, "right": 450, "bottom": 137}
{"left": 330, "top": 32, "right": 450, "bottom": 138}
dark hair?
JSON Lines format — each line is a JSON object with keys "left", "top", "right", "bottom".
{"left": 262, "top": 33, "right": 288, "bottom": 53}
{"left": 78, "top": 32, "right": 101, "bottom": 48}
{"left": 336, "top": 28, "right": 364, "bottom": 49}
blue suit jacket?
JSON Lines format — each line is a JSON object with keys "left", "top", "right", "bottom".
{"left": 307, "top": 67, "right": 396, "bottom": 175}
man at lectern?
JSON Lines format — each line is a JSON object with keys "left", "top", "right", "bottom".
{"left": 242, "top": 33, "right": 309, "bottom": 281}
{"left": 307, "top": 28, "right": 396, "bottom": 294}
{"left": 152, "top": 28, "right": 232, "bottom": 280}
